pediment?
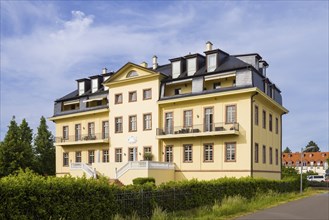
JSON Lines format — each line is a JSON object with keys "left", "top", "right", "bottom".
{"left": 104, "top": 62, "right": 158, "bottom": 84}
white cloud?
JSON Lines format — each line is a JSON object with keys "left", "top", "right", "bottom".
{"left": 1, "top": 1, "right": 328, "bottom": 153}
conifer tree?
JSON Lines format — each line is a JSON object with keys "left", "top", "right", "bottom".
{"left": 0, "top": 117, "right": 35, "bottom": 177}
{"left": 34, "top": 116, "right": 55, "bottom": 175}
{"left": 283, "top": 147, "right": 292, "bottom": 153}
{"left": 18, "top": 118, "right": 35, "bottom": 169}
{"left": 0, "top": 117, "right": 21, "bottom": 176}
{"left": 304, "top": 141, "right": 320, "bottom": 152}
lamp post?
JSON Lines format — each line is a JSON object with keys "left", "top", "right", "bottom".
{"left": 300, "top": 146, "right": 315, "bottom": 194}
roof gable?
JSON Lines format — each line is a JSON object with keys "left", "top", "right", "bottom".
{"left": 104, "top": 62, "right": 161, "bottom": 84}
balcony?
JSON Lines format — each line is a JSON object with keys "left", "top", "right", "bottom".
{"left": 156, "top": 122, "right": 239, "bottom": 139}
{"left": 54, "top": 132, "right": 109, "bottom": 146}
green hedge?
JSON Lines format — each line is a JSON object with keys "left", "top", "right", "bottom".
{"left": 0, "top": 170, "right": 300, "bottom": 219}
{"left": 132, "top": 177, "right": 156, "bottom": 185}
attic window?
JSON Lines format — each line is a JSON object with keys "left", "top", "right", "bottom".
{"left": 187, "top": 58, "right": 196, "bottom": 76}
{"left": 127, "top": 71, "right": 138, "bottom": 78}
{"left": 92, "top": 78, "right": 98, "bottom": 93}
{"left": 103, "top": 76, "right": 110, "bottom": 91}
{"left": 172, "top": 61, "right": 181, "bottom": 79}
{"left": 78, "top": 82, "right": 84, "bottom": 96}
{"left": 207, "top": 53, "right": 217, "bottom": 72}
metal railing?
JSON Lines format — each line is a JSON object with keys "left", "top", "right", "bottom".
{"left": 55, "top": 132, "right": 109, "bottom": 143}
{"left": 70, "top": 162, "right": 96, "bottom": 178}
{"left": 116, "top": 161, "right": 175, "bottom": 179}
{"left": 156, "top": 122, "right": 239, "bottom": 135}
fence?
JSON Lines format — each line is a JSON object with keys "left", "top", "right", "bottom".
{"left": 114, "top": 188, "right": 220, "bottom": 217}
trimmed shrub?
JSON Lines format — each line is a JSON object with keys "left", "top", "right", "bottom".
{"left": 0, "top": 170, "right": 300, "bottom": 219}
{"left": 133, "top": 177, "right": 155, "bottom": 185}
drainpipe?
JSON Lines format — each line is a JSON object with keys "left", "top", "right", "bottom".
{"left": 250, "top": 92, "right": 258, "bottom": 178}
{"left": 280, "top": 112, "right": 287, "bottom": 180}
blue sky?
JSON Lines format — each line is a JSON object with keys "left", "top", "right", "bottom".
{"left": 1, "top": 1, "right": 328, "bottom": 153}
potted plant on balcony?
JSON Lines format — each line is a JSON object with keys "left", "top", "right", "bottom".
{"left": 143, "top": 152, "right": 153, "bottom": 161}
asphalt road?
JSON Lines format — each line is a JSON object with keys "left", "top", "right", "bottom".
{"left": 237, "top": 192, "right": 329, "bottom": 220}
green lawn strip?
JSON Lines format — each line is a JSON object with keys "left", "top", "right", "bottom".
{"left": 166, "top": 188, "right": 326, "bottom": 220}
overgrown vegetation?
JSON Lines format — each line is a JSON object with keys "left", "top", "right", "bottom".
{"left": 0, "top": 170, "right": 302, "bottom": 219}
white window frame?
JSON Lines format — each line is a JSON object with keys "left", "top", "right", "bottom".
{"left": 172, "top": 61, "right": 180, "bottom": 79}
{"left": 115, "top": 148, "right": 122, "bottom": 162}
{"left": 226, "top": 105, "right": 236, "bottom": 124}
{"left": 103, "top": 150, "right": 109, "bottom": 163}
{"left": 75, "top": 151, "right": 82, "bottom": 163}
{"left": 78, "top": 82, "right": 84, "bottom": 96}
{"left": 128, "top": 147, "right": 137, "bottom": 161}
{"left": 63, "top": 126, "right": 69, "bottom": 140}
{"left": 143, "top": 113, "right": 152, "bottom": 130}
{"left": 184, "top": 110, "right": 193, "bottom": 128}
{"left": 165, "top": 112, "right": 173, "bottom": 134}
{"left": 207, "top": 54, "right": 217, "bottom": 72}
{"left": 183, "top": 144, "right": 193, "bottom": 162}
{"left": 115, "top": 117, "right": 123, "bottom": 133}
{"left": 129, "top": 115, "right": 137, "bottom": 132}
{"left": 92, "top": 78, "right": 98, "bottom": 93}
{"left": 225, "top": 142, "right": 236, "bottom": 162}
{"left": 204, "top": 144, "right": 213, "bottom": 162}
{"left": 165, "top": 146, "right": 173, "bottom": 162}
{"left": 187, "top": 58, "right": 196, "bottom": 76}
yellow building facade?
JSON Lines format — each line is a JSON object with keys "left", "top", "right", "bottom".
{"left": 50, "top": 42, "right": 288, "bottom": 184}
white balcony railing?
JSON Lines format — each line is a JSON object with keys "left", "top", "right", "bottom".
{"left": 115, "top": 161, "right": 175, "bottom": 179}
{"left": 71, "top": 162, "right": 96, "bottom": 178}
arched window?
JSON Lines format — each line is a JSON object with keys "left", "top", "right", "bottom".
{"left": 127, "top": 71, "right": 138, "bottom": 78}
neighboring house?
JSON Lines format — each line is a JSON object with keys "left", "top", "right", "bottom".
{"left": 282, "top": 152, "right": 329, "bottom": 175}
{"left": 49, "top": 41, "right": 288, "bottom": 185}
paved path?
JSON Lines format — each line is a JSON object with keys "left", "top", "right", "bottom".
{"left": 237, "top": 192, "right": 329, "bottom": 220}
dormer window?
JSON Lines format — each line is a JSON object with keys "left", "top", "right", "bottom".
{"left": 187, "top": 58, "right": 196, "bottom": 76}
{"left": 78, "top": 82, "right": 84, "bottom": 96}
{"left": 127, "top": 71, "right": 138, "bottom": 78}
{"left": 207, "top": 53, "right": 217, "bottom": 72}
{"left": 92, "top": 78, "right": 98, "bottom": 93}
{"left": 172, "top": 61, "right": 181, "bottom": 79}
{"left": 103, "top": 76, "right": 110, "bottom": 91}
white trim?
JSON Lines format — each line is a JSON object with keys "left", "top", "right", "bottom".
{"left": 204, "top": 72, "right": 236, "bottom": 81}
{"left": 166, "top": 78, "right": 192, "bottom": 85}
{"left": 63, "top": 100, "right": 79, "bottom": 105}
{"left": 83, "top": 97, "right": 104, "bottom": 103}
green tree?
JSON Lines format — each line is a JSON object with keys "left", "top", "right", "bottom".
{"left": 0, "top": 117, "right": 21, "bottom": 176}
{"left": 281, "top": 165, "right": 298, "bottom": 179}
{"left": 283, "top": 147, "right": 292, "bottom": 153}
{"left": 34, "top": 116, "right": 55, "bottom": 175}
{"left": 304, "top": 141, "right": 320, "bottom": 152}
{"left": 18, "top": 119, "right": 35, "bottom": 169}
{"left": 0, "top": 117, "right": 35, "bottom": 177}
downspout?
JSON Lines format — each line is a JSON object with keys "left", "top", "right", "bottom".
{"left": 280, "top": 112, "right": 287, "bottom": 180}
{"left": 250, "top": 92, "right": 258, "bottom": 178}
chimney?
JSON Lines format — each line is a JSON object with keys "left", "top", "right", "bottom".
{"left": 152, "top": 55, "right": 158, "bottom": 70}
{"left": 102, "top": 68, "right": 107, "bottom": 74}
{"left": 206, "top": 41, "right": 213, "bottom": 51}
{"left": 140, "top": 61, "right": 148, "bottom": 68}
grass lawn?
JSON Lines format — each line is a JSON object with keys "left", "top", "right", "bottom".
{"left": 115, "top": 188, "right": 326, "bottom": 220}
{"left": 167, "top": 188, "right": 326, "bottom": 220}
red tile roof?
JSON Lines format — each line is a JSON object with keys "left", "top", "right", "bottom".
{"left": 282, "top": 152, "right": 329, "bottom": 166}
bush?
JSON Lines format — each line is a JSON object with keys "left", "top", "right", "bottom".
{"left": 0, "top": 170, "right": 300, "bottom": 219}
{"left": 133, "top": 177, "right": 155, "bottom": 185}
